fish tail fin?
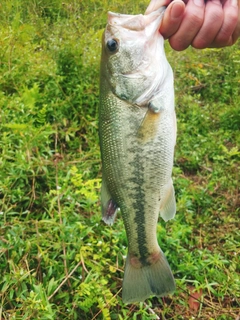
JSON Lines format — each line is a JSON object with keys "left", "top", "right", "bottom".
{"left": 122, "top": 250, "right": 175, "bottom": 304}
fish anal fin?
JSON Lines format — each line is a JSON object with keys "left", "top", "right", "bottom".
{"left": 122, "top": 249, "right": 175, "bottom": 304}
{"left": 101, "top": 177, "right": 118, "bottom": 226}
{"left": 159, "top": 179, "right": 176, "bottom": 221}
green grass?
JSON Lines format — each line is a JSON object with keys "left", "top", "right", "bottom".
{"left": 0, "top": 0, "right": 239, "bottom": 319}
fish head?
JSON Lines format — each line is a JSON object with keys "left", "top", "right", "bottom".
{"left": 101, "top": 8, "right": 169, "bottom": 105}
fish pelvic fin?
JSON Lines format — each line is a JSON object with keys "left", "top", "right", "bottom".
{"left": 122, "top": 250, "right": 175, "bottom": 304}
{"left": 101, "top": 177, "right": 118, "bottom": 226}
{"left": 159, "top": 179, "right": 176, "bottom": 222}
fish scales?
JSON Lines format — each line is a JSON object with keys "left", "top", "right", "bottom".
{"left": 99, "top": 6, "right": 177, "bottom": 303}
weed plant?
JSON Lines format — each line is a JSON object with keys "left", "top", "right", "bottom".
{"left": 0, "top": 0, "right": 239, "bottom": 319}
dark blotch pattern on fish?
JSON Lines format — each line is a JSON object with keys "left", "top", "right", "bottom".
{"left": 126, "top": 122, "right": 150, "bottom": 266}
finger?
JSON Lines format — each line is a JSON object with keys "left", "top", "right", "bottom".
{"left": 168, "top": 0, "right": 205, "bottom": 51}
{"left": 145, "top": 0, "right": 171, "bottom": 14}
{"left": 232, "top": 8, "right": 240, "bottom": 43}
{"left": 232, "top": 0, "right": 240, "bottom": 43}
{"left": 192, "top": 0, "right": 224, "bottom": 49}
{"left": 160, "top": 0, "right": 186, "bottom": 39}
{"left": 213, "top": 0, "right": 239, "bottom": 46}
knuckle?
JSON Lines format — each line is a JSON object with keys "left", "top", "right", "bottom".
{"left": 210, "top": 10, "right": 224, "bottom": 22}
{"left": 206, "top": 1, "right": 224, "bottom": 21}
{"left": 187, "top": 12, "right": 204, "bottom": 28}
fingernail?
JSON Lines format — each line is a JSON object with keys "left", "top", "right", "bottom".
{"left": 171, "top": 2, "right": 184, "bottom": 18}
{"left": 193, "top": 0, "right": 203, "bottom": 7}
{"left": 231, "top": 0, "right": 238, "bottom": 7}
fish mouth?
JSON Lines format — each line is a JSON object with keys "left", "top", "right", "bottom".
{"left": 108, "top": 12, "right": 146, "bottom": 31}
{"left": 107, "top": 8, "right": 165, "bottom": 35}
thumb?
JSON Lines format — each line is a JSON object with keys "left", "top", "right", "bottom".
{"left": 159, "top": 0, "right": 185, "bottom": 39}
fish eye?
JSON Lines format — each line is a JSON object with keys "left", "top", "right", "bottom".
{"left": 107, "top": 39, "right": 119, "bottom": 53}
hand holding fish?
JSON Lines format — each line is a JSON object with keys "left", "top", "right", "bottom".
{"left": 147, "top": 0, "right": 240, "bottom": 50}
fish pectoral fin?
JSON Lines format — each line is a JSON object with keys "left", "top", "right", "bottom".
{"left": 159, "top": 179, "right": 176, "bottom": 221}
{"left": 137, "top": 108, "right": 161, "bottom": 142}
{"left": 101, "top": 177, "right": 118, "bottom": 226}
{"left": 137, "top": 95, "right": 165, "bottom": 142}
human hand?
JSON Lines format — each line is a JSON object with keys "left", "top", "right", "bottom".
{"left": 146, "top": 0, "right": 240, "bottom": 51}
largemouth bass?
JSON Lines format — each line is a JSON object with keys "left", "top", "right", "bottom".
{"left": 99, "top": 5, "right": 176, "bottom": 304}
